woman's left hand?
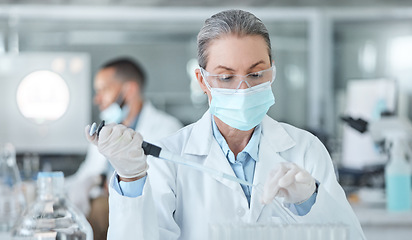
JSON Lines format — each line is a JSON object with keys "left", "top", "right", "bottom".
{"left": 261, "top": 162, "right": 316, "bottom": 204}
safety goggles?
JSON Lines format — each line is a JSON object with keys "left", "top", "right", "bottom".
{"left": 200, "top": 65, "right": 276, "bottom": 91}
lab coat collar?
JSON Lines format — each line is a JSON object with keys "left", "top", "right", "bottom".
{"left": 184, "top": 111, "right": 214, "bottom": 156}
{"left": 260, "top": 115, "right": 296, "bottom": 152}
{"left": 184, "top": 111, "right": 244, "bottom": 193}
{"left": 211, "top": 117, "right": 261, "bottom": 164}
{"left": 184, "top": 112, "right": 296, "bottom": 156}
{"left": 135, "top": 101, "right": 153, "bottom": 132}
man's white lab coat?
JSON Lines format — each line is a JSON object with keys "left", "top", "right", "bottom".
{"left": 108, "top": 112, "right": 365, "bottom": 240}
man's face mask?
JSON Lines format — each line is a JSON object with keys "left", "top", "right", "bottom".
{"left": 99, "top": 90, "right": 129, "bottom": 124}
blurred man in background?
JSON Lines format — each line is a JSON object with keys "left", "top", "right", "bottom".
{"left": 66, "top": 57, "right": 183, "bottom": 240}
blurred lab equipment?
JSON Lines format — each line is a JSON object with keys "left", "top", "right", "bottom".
{"left": 341, "top": 79, "right": 396, "bottom": 170}
{"left": 384, "top": 133, "right": 411, "bottom": 211}
{"left": 11, "top": 171, "right": 93, "bottom": 240}
{"left": 0, "top": 53, "right": 90, "bottom": 154}
{"left": 20, "top": 153, "right": 40, "bottom": 207}
{"left": 22, "top": 153, "right": 40, "bottom": 181}
{"left": 0, "top": 143, "right": 26, "bottom": 239}
{"left": 341, "top": 115, "right": 412, "bottom": 162}
{"left": 341, "top": 115, "right": 412, "bottom": 211}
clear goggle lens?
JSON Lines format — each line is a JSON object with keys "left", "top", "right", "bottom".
{"left": 200, "top": 66, "right": 276, "bottom": 90}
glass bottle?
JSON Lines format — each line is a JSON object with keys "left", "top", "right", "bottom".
{"left": 11, "top": 171, "right": 93, "bottom": 240}
{"left": 0, "top": 143, "right": 26, "bottom": 239}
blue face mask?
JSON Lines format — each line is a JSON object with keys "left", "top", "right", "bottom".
{"left": 99, "top": 91, "right": 129, "bottom": 124}
{"left": 99, "top": 103, "right": 129, "bottom": 124}
{"left": 209, "top": 82, "right": 275, "bottom": 131}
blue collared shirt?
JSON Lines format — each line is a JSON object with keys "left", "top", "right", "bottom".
{"left": 211, "top": 118, "right": 259, "bottom": 205}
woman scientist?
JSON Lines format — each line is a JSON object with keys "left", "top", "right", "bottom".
{"left": 86, "top": 9, "right": 365, "bottom": 240}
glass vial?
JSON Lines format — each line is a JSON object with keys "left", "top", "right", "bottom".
{"left": 0, "top": 143, "right": 26, "bottom": 238}
{"left": 11, "top": 171, "right": 93, "bottom": 240}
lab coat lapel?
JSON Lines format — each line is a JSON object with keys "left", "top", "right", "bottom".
{"left": 249, "top": 116, "right": 296, "bottom": 223}
{"left": 184, "top": 111, "right": 246, "bottom": 193}
{"left": 135, "top": 101, "right": 158, "bottom": 140}
{"left": 203, "top": 140, "right": 243, "bottom": 192}
{"left": 184, "top": 111, "right": 213, "bottom": 156}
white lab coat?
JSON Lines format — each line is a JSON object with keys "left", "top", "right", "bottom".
{"left": 108, "top": 112, "right": 366, "bottom": 240}
{"left": 66, "top": 101, "right": 182, "bottom": 214}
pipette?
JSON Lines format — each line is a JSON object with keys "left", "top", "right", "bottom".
{"left": 141, "top": 141, "right": 254, "bottom": 187}
{"left": 89, "top": 120, "right": 105, "bottom": 137}
{"left": 89, "top": 121, "right": 297, "bottom": 223}
{"left": 141, "top": 141, "right": 297, "bottom": 224}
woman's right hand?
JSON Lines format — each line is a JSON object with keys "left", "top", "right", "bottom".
{"left": 85, "top": 123, "right": 148, "bottom": 180}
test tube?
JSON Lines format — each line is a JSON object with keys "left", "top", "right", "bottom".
{"left": 253, "top": 183, "right": 298, "bottom": 224}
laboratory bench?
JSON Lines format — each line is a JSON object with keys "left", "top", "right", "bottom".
{"left": 349, "top": 188, "right": 412, "bottom": 240}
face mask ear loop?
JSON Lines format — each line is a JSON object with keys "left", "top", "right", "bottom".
{"left": 117, "top": 86, "right": 127, "bottom": 108}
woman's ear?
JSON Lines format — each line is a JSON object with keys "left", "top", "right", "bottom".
{"left": 195, "top": 68, "right": 208, "bottom": 94}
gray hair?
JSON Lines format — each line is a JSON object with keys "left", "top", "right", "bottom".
{"left": 197, "top": 9, "right": 272, "bottom": 68}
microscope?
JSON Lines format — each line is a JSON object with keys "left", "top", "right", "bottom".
{"left": 341, "top": 114, "right": 412, "bottom": 210}
{"left": 341, "top": 114, "right": 412, "bottom": 157}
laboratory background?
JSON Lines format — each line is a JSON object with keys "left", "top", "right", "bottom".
{"left": 1, "top": 0, "right": 412, "bottom": 239}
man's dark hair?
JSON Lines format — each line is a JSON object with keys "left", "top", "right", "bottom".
{"left": 102, "top": 57, "right": 146, "bottom": 88}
